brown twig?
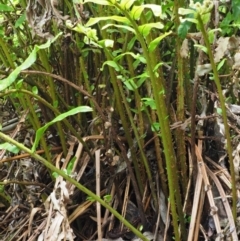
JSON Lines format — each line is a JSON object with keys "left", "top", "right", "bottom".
{"left": 0, "top": 146, "right": 62, "bottom": 164}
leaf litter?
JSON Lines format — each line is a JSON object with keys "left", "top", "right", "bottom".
{"left": 2, "top": 1, "right": 240, "bottom": 241}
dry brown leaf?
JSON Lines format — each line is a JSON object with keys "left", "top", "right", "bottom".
{"left": 28, "top": 207, "right": 42, "bottom": 237}
{"left": 180, "top": 39, "right": 189, "bottom": 58}
{"left": 38, "top": 176, "right": 75, "bottom": 241}
{"left": 196, "top": 63, "right": 212, "bottom": 76}
{"left": 100, "top": 239, "right": 124, "bottom": 241}
{"left": 132, "top": 232, "right": 154, "bottom": 240}
{"left": 232, "top": 143, "right": 240, "bottom": 180}
{"left": 233, "top": 52, "right": 240, "bottom": 69}
{"left": 228, "top": 36, "right": 239, "bottom": 51}
{"left": 159, "top": 189, "right": 169, "bottom": 227}
{"left": 214, "top": 37, "right": 230, "bottom": 63}
{"left": 26, "top": 0, "right": 68, "bottom": 39}
{"left": 206, "top": 165, "right": 238, "bottom": 241}
{"left": 228, "top": 104, "right": 240, "bottom": 114}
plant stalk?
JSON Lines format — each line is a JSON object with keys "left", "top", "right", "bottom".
{"left": 115, "top": 3, "right": 186, "bottom": 240}
{"left": 0, "top": 131, "right": 149, "bottom": 241}
{"left": 197, "top": 14, "right": 237, "bottom": 221}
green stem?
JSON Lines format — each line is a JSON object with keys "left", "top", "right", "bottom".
{"left": 0, "top": 132, "right": 149, "bottom": 241}
{"left": 0, "top": 89, "right": 93, "bottom": 159}
{"left": 117, "top": 78, "right": 158, "bottom": 208}
{"left": 115, "top": 3, "right": 183, "bottom": 240}
{"left": 80, "top": 56, "right": 96, "bottom": 117}
{"left": 197, "top": 15, "right": 237, "bottom": 221}
{"left": 24, "top": 93, "right": 51, "bottom": 162}
{"left": 38, "top": 50, "right": 67, "bottom": 156}
{"left": 0, "top": 37, "right": 15, "bottom": 68}
{"left": 174, "top": 0, "right": 187, "bottom": 198}
{"left": 173, "top": 0, "right": 188, "bottom": 237}
{"left": 101, "top": 47, "right": 147, "bottom": 225}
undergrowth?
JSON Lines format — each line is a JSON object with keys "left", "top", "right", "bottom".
{"left": 0, "top": 0, "right": 240, "bottom": 240}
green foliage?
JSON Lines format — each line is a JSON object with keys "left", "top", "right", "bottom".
{"left": 66, "top": 156, "right": 77, "bottom": 175}
{"left": 32, "top": 106, "right": 92, "bottom": 152}
{"left": 0, "top": 4, "right": 14, "bottom": 12}
{"left": 87, "top": 194, "right": 112, "bottom": 203}
{"left": 0, "top": 0, "right": 239, "bottom": 239}
{"left": 52, "top": 156, "right": 77, "bottom": 178}
{"left": 103, "top": 194, "right": 112, "bottom": 203}
{"left": 220, "top": 12, "right": 234, "bottom": 35}
{"left": 149, "top": 31, "right": 172, "bottom": 52}
{"left": 0, "top": 142, "right": 19, "bottom": 154}
{"left": 178, "top": 19, "right": 192, "bottom": 38}
{"left": 15, "top": 13, "right": 26, "bottom": 28}
{"left": 216, "top": 107, "right": 222, "bottom": 115}
{"left": 232, "top": 0, "right": 240, "bottom": 23}
{"left": 0, "top": 33, "right": 62, "bottom": 91}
